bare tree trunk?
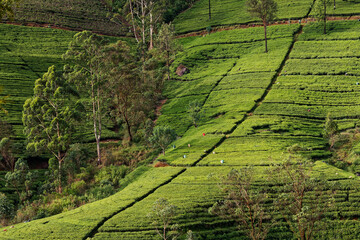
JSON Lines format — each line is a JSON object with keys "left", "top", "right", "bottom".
{"left": 58, "top": 156, "right": 62, "bottom": 193}
{"left": 96, "top": 85, "right": 102, "bottom": 164}
{"left": 333, "top": 0, "right": 336, "bottom": 9}
{"left": 167, "top": 50, "right": 170, "bottom": 80}
{"left": 208, "top": 0, "right": 211, "bottom": 20}
{"left": 124, "top": 113, "right": 133, "bottom": 142}
{"left": 128, "top": 0, "right": 140, "bottom": 43}
{"left": 141, "top": 0, "right": 146, "bottom": 45}
{"left": 149, "top": 1, "right": 154, "bottom": 50}
{"left": 56, "top": 109, "right": 62, "bottom": 193}
{"left": 263, "top": 21, "right": 268, "bottom": 53}
{"left": 91, "top": 80, "right": 101, "bottom": 165}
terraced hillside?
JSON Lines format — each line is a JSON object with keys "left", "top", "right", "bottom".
{"left": 3, "top": 21, "right": 360, "bottom": 239}
{"left": 173, "top": 0, "right": 360, "bottom": 34}
{"left": 9, "top": 0, "right": 126, "bottom": 36}
{"left": 173, "top": 0, "right": 314, "bottom": 33}
{"left": 0, "top": 24, "right": 120, "bottom": 143}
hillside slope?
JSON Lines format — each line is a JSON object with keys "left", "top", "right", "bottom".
{"left": 173, "top": 0, "right": 360, "bottom": 34}
{"left": 0, "top": 24, "right": 122, "bottom": 146}
{"left": 9, "top": 0, "right": 126, "bottom": 36}
{"left": 2, "top": 21, "right": 360, "bottom": 239}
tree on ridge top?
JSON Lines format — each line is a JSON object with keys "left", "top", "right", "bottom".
{"left": 246, "top": 0, "right": 278, "bottom": 53}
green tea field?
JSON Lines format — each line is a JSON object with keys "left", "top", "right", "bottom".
{"left": 10, "top": 0, "right": 126, "bottom": 36}
{"left": 0, "top": 24, "right": 120, "bottom": 143}
{"left": 2, "top": 19, "right": 360, "bottom": 239}
{"left": 173, "top": 0, "right": 360, "bottom": 33}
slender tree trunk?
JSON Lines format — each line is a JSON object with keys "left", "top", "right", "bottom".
{"left": 149, "top": 1, "right": 154, "bottom": 50}
{"left": 128, "top": 0, "right": 140, "bottom": 43}
{"left": 167, "top": 50, "right": 170, "bottom": 80}
{"left": 97, "top": 85, "right": 102, "bottom": 164}
{"left": 208, "top": 0, "right": 211, "bottom": 20}
{"left": 58, "top": 157, "right": 62, "bottom": 193}
{"left": 141, "top": 0, "right": 146, "bottom": 45}
{"left": 324, "top": 0, "right": 327, "bottom": 34}
{"left": 333, "top": 0, "right": 336, "bottom": 9}
{"left": 124, "top": 113, "right": 133, "bottom": 142}
{"left": 91, "top": 80, "right": 101, "bottom": 165}
{"left": 263, "top": 21, "right": 268, "bottom": 53}
{"left": 56, "top": 109, "right": 62, "bottom": 193}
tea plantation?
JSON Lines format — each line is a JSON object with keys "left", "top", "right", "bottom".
{"left": 9, "top": 0, "right": 126, "bottom": 36}
{"left": 173, "top": 0, "right": 315, "bottom": 33}
{"left": 0, "top": 0, "right": 360, "bottom": 238}
{"left": 0, "top": 24, "right": 122, "bottom": 144}
{"left": 1, "top": 19, "right": 360, "bottom": 239}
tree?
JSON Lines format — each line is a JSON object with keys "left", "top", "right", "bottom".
{"left": 148, "top": 198, "right": 179, "bottom": 240}
{"left": 0, "top": 120, "right": 15, "bottom": 171}
{"left": 149, "top": 126, "right": 176, "bottom": 155}
{"left": 105, "top": 41, "right": 146, "bottom": 142}
{"left": 246, "top": 0, "right": 278, "bottom": 53}
{"left": 5, "top": 158, "right": 34, "bottom": 202}
{"left": 188, "top": 100, "right": 203, "bottom": 128}
{"left": 23, "top": 66, "right": 81, "bottom": 193}
{"left": 313, "top": 0, "right": 331, "bottom": 34}
{"left": 323, "top": 112, "right": 338, "bottom": 149}
{"left": 0, "top": 192, "right": 13, "bottom": 221}
{"left": 270, "top": 159, "right": 335, "bottom": 240}
{"left": 156, "top": 23, "right": 181, "bottom": 81}
{"left": 209, "top": 167, "right": 273, "bottom": 240}
{"left": 120, "top": 0, "right": 165, "bottom": 49}
{"left": 63, "top": 31, "right": 108, "bottom": 165}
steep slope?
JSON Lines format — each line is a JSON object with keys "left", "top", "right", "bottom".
{"left": 3, "top": 21, "right": 360, "bottom": 239}
{"left": 0, "top": 24, "right": 122, "bottom": 144}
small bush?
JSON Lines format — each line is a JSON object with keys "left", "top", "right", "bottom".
{"left": 95, "top": 165, "right": 128, "bottom": 188}
{"left": 86, "top": 184, "right": 115, "bottom": 201}
{"left": 0, "top": 193, "right": 13, "bottom": 220}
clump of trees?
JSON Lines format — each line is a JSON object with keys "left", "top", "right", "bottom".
{"left": 148, "top": 198, "right": 179, "bottom": 240}
{"left": 23, "top": 66, "right": 82, "bottom": 193}
{"left": 209, "top": 167, "right": 274, "bottom": 240}
{"left": 210, "top": 159, "right": 335, "bottom": 240}
{"left": 149, "top": 126, "right": 177, "bottom": 155}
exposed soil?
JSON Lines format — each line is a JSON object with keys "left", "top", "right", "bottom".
{"left": 153, "top": 99, "right": 167, "bottom": 123}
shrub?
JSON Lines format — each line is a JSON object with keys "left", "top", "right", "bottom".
{"left": 85, "top": 184, "right": 115, "bottom": 201}
{"left": 95, "top": 165, "right": 128, "bottom": 188}
{"left": 0, "top": 193, "right": 13, "bottom": 220}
